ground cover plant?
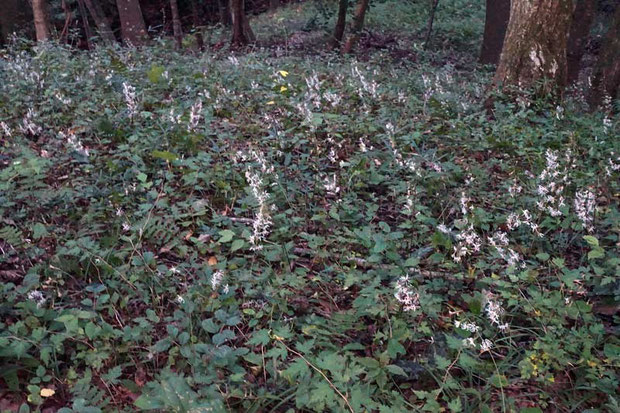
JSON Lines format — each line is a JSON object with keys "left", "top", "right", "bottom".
{"left": 0, "top": 1, "right": 619, "bottom": 412}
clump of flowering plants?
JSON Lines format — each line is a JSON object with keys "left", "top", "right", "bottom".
{"left": 0, "top": 2, "right": 618, "bottom": 412}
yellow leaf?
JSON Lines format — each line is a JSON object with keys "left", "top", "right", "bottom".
{"left": 280, "top": 86, "right": 287, "bottom": 92}
{"left": 40, "top": 388, "right": 55, "bottom": 397}
{"left": 266, "top": 101, "right": 275, "bottom": 105}
{"left": 208, "top": 256, "right": 217, "bottom": 266}
{"left": 278, "top": 70, "right": 289, "bottom": 77}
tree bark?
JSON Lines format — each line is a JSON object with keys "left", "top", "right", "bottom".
{"left": 190, "top": 0, "right": 204, "bottom": 50}
{"left": 566, "top": 0, "right": 596, "bottom": 85}
{"left": 83, "top": 0, "right": 116, "bottom": 43}
{"left": 589, "top": 5, "right": 620, "bottom": 106}
{"left": 59, "top": 0, "right": 72, "bottom": 43}
{"left": 342, "top": 0, "right": 370, "bottom": 54}
{"left": 331, "top": 0, "right": 348, "bottom": 49}
{"left": 269, "top": 0, "right": 281, "bottom": 11}
{"left": 219, "top": 0, "right": 232, "bottom": 26}
{"left": 231, "top": 0, "right": 254, "bottom": 46}
{"left": 479, "top": 0, "right": 510, "bottom": 65}
{"left": 492, "top": 0, "right": 574, "bottom": 96}
{"left": 115, "top": 0, "right": 147, "bottom": 46}
{"left": 31, "top": 0, "right": 51, "bottom": 42}
{"left": 170, "top": 0, "right": 183, "bottom": 49}
{"left": 77, "top": 0, "right": 93, "bottom": 49}
{"left": 423, "top": 0, "right": 440, "bottom": 50}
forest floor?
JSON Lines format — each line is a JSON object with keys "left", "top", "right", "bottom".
{"left": 0, "top": 1, "right": 618, "bottom": 412}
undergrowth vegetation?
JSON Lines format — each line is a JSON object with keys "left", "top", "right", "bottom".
{"left": 0, "top": 1, "right": 618, "bottom": 412}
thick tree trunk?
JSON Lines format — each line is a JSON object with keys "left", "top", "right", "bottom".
{"left": 170, "top": 0, "right": 183, "bottom": 49}
{"left": 190, "top": 0, "right": 204, "bottom": 50}
{"left": 566, "top": 0, "right": 596, "bottom": 85}
{"left": 589, "top": 5, "right": 620, "bottom": 106}
{"left": 231, "top": 0, "right": 254, "bottom": 46}
{"left": 342, "top": 0, "right": 370, "bottom": 54}
{"left": 83, "top": 0, "right": 116, "bottom": 43}
{"left": 331, "top": 0, "right": 348, "bottom": 49}
{"left": 492, "top": 0, "right": 574, "bottom": 96}
{"left": 219, "top": 0, "right": 232, "bottom": 26}
{"left": 31, "top": 0, "right": 51, "bottom": 42}
{"left": 116, "top": 0, "right": 147, "bottom": 46}
{"left": 480, "top": 0, "right": 510, "bottom": 65}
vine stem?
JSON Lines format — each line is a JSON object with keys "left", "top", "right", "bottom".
{"left": 274, "top": 337, "right": 354, "bottom": 413}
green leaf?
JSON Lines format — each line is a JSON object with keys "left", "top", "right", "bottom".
{"left": 448, "top": 397, "right": 462, "bottom": 412}
{"left": 32, "top": 223, "right": 48, "bottom": 239}
{"left": 212, "top": 329, "right": 235, "bottom": 346}
{"left": 587, "top": 248, "right": 604, "bottom": 260}
{"left": 218, "top": 230, "right": 235, "bottom": 243}
{"left": 230, "top": 239, "right": 244, "bottom": 252}
{"left": 385, "top": 364, "right": 407, "bottom": 376}
{"left": 248, "top": 329, "right": 271, "bottom": 346}
{"left": 151, "top": 150, "right": 178, "bottom": 162}
{"left": 387, "top": 338, "right": 405, "bottom": 358}
{"left": 604, "top": 343, "right": 619, "bottom": 359}
{"left": 583, "top": 235, "right": 599, "bottom": 247}
{"left": 147, "top": 64, "right": 165, "bottom": 83}
{"left": 489, "top": 374, "right": 508, "bottom": 387}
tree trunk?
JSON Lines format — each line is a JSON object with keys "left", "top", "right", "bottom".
{"left": 331, "top": 0, "right": 348, "bottom": 49}
{"left": 342, "top": 0, "right": 370, "bottom": 54}
{"left": 492, "top": 0, "right": 574, "bottom": 96}
{"left": 59, "top": 0, "right": 72, "bottom": 43}
{"left": 31, "top": 0, "right": 51, "bottom": 42}
{"left": 83, "top": 0, "right": 116, "bottom": 43}
{"left": 231, "top": 0, "right": 254, "bottom": 46}
{"left": 566, "top": 0, "right": 596, "bottom": 85}
{"left": 77, "top": 0, "right": 93, "bottom": 49}
{"left": 116, "top": 0, "right": 147, "bottom": 46}
{"left": 170, "top": 0, "right": 183, "bottom": 49}
{"left": 219, "top": 0, "right": 231, "bottom": 26}
{"left": 423, "top": 0, "right": 440, "bottom": 50}
{"left": 589, "top": 5, "right": 620, "bottom": 106}
{"left": 269, "top": 0, "right": 281, "bottom": 11}
{"left": 479, "top": 0, "right": 510, "bottom": 65}
{"left": 190, "top": 0, "right": 204, "bottom": 50}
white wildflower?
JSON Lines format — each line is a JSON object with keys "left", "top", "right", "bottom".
{"left": 122, "top": 82, "right": 137, "bottom": 119}
{"left": 479, "top": 339, "right": 493, "bottom": 353}
{"left": 211, "top": 270, "right": 224, "bottom": 291}
{"left": 187, "top": 99, "right": 203, "bottom": 132}
{"left": 455, "top": 320, "right": 480, "bottom": 333}
{"left": 60, "top": 130, "right": 89, "bottom": 157}
{"left": 323, "top": 174, "right": 340, "bottom": 195}
{"left": 394, "top": 275, "right": 420, "bottom": 312}
{"left": 27, "top": 290, "right": 46, "bottom": 308}
{"left": 0, "top": 121, "right": 12, "bottom": 137}
{"left": 574, "top": 189, "right": 595, "bottom": 232}
{"left": 462, "top": 337, "right": 476, "bottom": 348}
{"left": 483, "top": 293, "right": 506, "bottom": 327}
{"left": 20, "top": 109, "right": 42, "bottom": 136}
